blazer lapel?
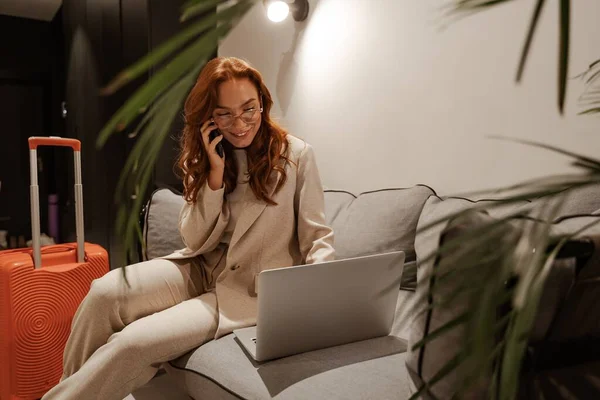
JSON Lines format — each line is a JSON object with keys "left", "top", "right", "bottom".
{"left": 229, "top": 170, "right": 280, "bottom": 250}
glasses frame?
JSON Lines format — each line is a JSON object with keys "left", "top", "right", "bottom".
{"left": 212, "top": 104, "right": 264, "bottom": 129}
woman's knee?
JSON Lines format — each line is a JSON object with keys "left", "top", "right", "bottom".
{"left": 87, "top": 261, "right": 151, "bottom": 300}
{"left": 109, "top": 330, "right": 143, "bottom": 356}
{"left": 87, "top": 270, "right": 123, "bottom": 304}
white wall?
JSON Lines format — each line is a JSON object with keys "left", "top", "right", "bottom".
{"left": 220, "top": 0, "right": 600, "bottom": 195}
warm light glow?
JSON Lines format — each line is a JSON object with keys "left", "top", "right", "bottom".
{"left": 267, "top": 1, "right": 289, "bottom": 23}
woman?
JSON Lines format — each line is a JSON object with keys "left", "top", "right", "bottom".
{"left": 42, "top": 56, "right": 335, "bottom": 400}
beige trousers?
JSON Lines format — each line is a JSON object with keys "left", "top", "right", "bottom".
{"left": 41, "top": 258, "right": 218, "bottom": 400}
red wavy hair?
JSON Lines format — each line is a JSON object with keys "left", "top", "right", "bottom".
{"left": 177, "top": 57, "right": 291, "bottom": 204}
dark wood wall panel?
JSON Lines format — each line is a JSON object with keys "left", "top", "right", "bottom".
{"left": 61, "top": 0, "right": 215, "bottom": 267}
{"left": 0, "top": 84, "right": 44, "bottom": 244}
{"left": 148, "top": 0, "right": 217, "bottom": 192}
{"left": 0, "top": 14, "right": 65, "bottom": 249}
{"left": 63, "top": 0, "right": 127, "bottom": 266}
{"left": 1, "top": 1, "right": 215, "bottom": 257}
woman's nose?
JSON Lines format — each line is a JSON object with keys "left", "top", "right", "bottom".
{"left": 232, "top": 117, "right": 248, "bottom": 130}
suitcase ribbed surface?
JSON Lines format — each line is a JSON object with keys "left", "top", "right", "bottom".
{"left": 0, "top": 243, "right": 109, "bottom": 400}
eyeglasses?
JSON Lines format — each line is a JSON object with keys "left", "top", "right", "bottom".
{"left": 212, "top": 106, "right": 263, "bottom": 129}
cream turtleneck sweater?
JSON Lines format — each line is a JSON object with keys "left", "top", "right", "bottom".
{"left": 220, "top": 148, "right": 249, "bottom": 244}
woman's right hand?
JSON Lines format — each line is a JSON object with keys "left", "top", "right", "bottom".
{"left": 201, "top": 119, "right": 225, "bottom": 172}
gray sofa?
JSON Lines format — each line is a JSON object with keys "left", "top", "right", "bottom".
{"left": 141, "top": 183, "right": 600, "bottom": 399}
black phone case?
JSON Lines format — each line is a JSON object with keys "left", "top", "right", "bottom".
{"left": 209, "top": 129, "right": 224, "bottom": 158}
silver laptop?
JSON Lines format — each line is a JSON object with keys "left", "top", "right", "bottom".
{"left": 233, "top": 250, "right": 405, "bottom": 362}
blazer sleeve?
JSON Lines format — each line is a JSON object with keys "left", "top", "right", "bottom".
{"left": 294, "top": 143, "right": 336, "bottom": 264}
{"left": 178, "top": 180, "right": 230, "bottom": 253}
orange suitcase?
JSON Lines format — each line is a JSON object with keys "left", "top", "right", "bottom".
{"left": 0, "top": 137, "right": 110, "bottom": 400}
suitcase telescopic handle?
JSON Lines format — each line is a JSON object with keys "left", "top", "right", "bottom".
{"left": 28, "top": 136, "right": 85, "bottom": 269}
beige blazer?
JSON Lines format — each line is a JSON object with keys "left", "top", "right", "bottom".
{"left": 162, "top": 134, "right": 335, "bottom": 338}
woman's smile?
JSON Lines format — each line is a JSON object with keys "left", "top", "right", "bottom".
{"left": 230, "top": 128, "right": 250, "bottom": 138}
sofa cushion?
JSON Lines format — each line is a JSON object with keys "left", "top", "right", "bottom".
{"left": 164, "top": 333, "right": 411, "bottom": 400}
{"left": 545, "top": 214, "right": 600, "bottom": 343}
{"left": 143, "top": 188, "right": 353, "bottom": 260}
{"left": 144, "top": 185, "right": 434, "bottom": 271}
{"left": 329, "top": 186, "right": 435, "bottom": 262}
{"left": 408, "top": 193, "right": 600, "bottom": 399}
{"left": 410, "top": 195, "right": 530, "bottom": 322}
{"left": 143, "top": 188, "right": 185, "bottom": 260}
{"left": 525, "top": 183, "right": 600, "bottom": 219}
{"left": 323, "top": 190, "right": 355, "bottom": 227}
{"left": 408, "top": 197, "right": 529, "bottom": 399}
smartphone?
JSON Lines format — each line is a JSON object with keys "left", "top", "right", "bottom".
{"left": 208, "top": 122, "right": 224, "bottom": 158}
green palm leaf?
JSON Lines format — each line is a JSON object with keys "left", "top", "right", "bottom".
{"left": 99, "top": 0, "right": 252, "bottom": 98}
{"left": 557, "top": 0, "right": 570, "bottom": 114}
{"left": 443, "top": 0, "right": 515, "bottom": 14}
{"left": 97, "top": 1, "right": 254, "bottom": 147}
{"left": 181, "top": 0, "right": 227, "bottom": 22}
{"left": 516, "top": 0, "right": 545, "bottom": 82}
{"left": 487, "top": 136, "right": 600, "bottom": 170}
{"left": 499, "top": 216, "right": 600, "bottom": 399}
{"left": 411, "top": 313, "right": 470, "bottom": 351}
{"left": 410, "top": 351, "right": 468, "bottom": 400}
{"left": 116, "top": 65, "right": 203, "bottom": 284}
{"left": 411, "top": 141, "right": 600, "bottom": 399}
{"left": 413, "top": 204, "right": 552, "bottom": 399}
{"left": 95, "top": 0, "right": 256, "bottom": 277}
{"left": 446, "top": 0, "right": 573, "bottom": 114}
{"left": 415, "top": 174, "right": 599, "bottom": 236}
{"left": 579, "top": 58, "right": 600, "bottom": 115}
{"left": 580, "top": 107, "right": 600, "bottom": 115}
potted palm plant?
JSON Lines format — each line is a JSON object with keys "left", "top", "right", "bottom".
{"left": 405, "top": 1, "right": 600, "bottom": 399}
{"left": 97, "top": 0, "right": 256, "bottom": 267}
{"left": 97, "top": 1, "right": 600, "bottom": 398}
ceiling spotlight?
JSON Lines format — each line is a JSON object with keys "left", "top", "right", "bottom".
{"left": 265, "top": 0, "right": 309, "bottom": 23}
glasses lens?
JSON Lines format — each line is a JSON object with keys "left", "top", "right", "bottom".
{"left": 241, "top": 109, "right": 258, "bottom": 123}
{"left": 214, "top": 115, "right": 233, "bottom": 128}
{"left": 214, "top": 107, "right": 260, "bottom": 128}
